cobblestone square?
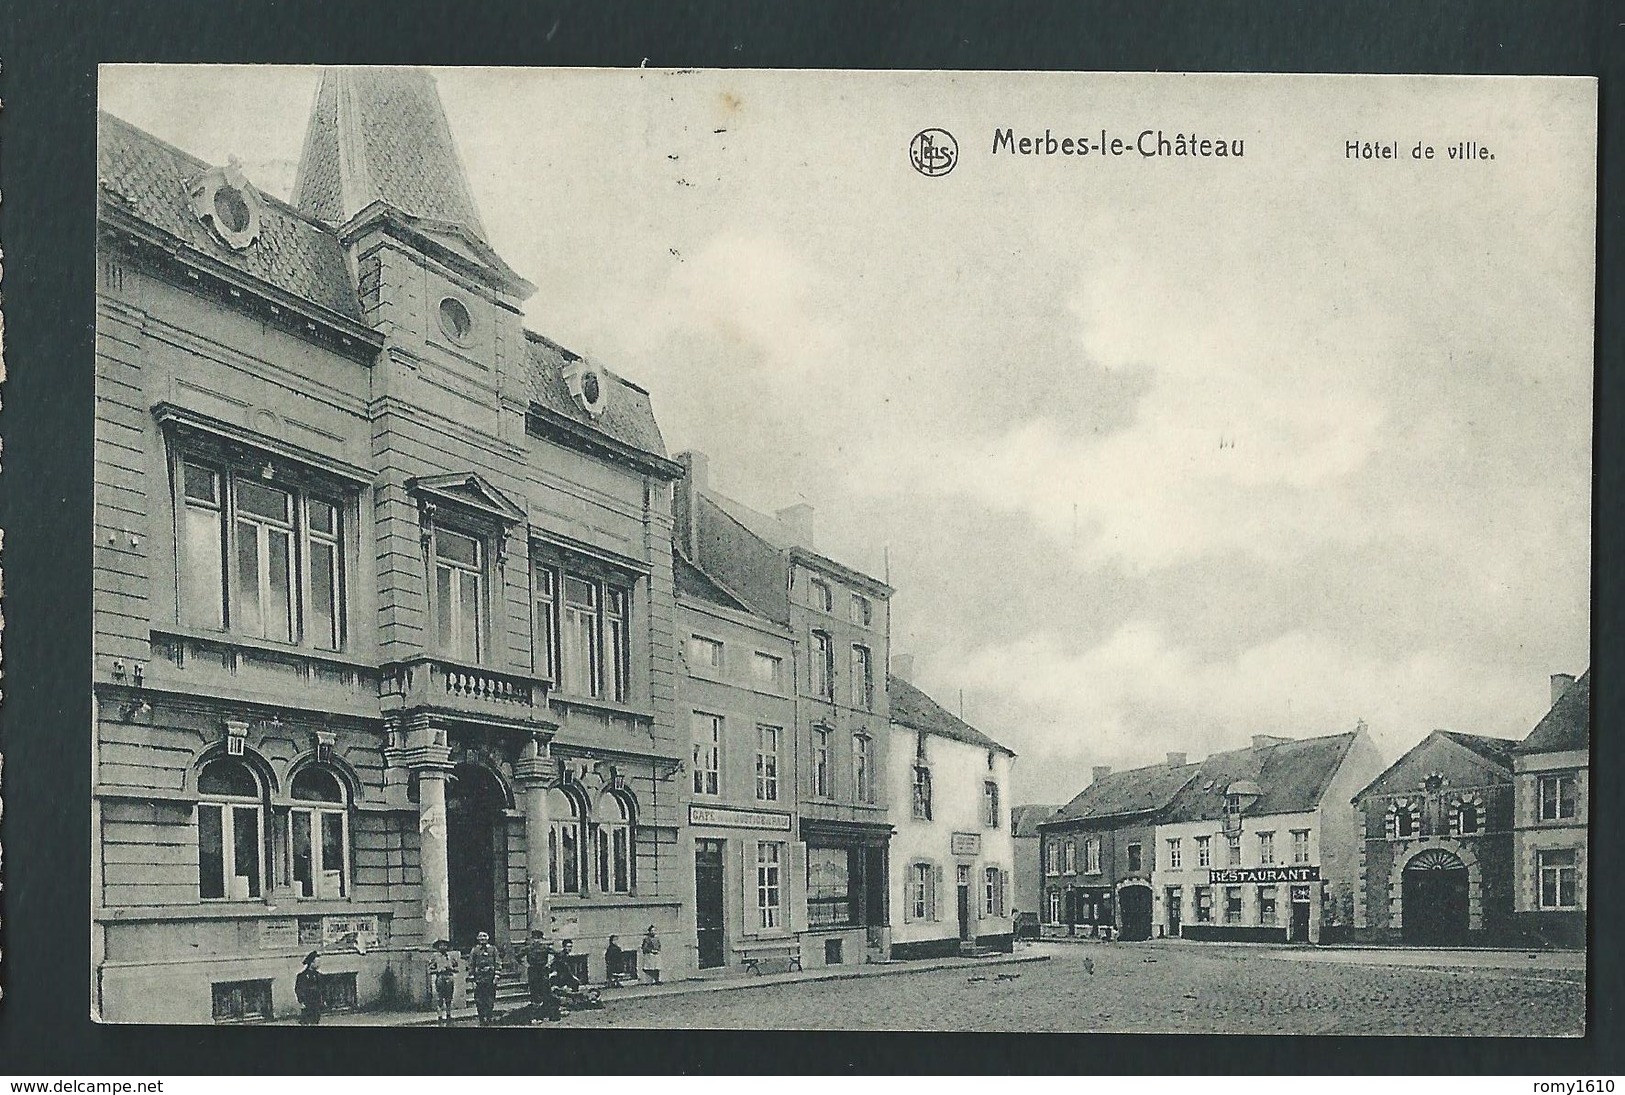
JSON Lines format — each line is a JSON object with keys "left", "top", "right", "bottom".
{"left": 558, "top": 941, "right": 1585, "bottom": 1036}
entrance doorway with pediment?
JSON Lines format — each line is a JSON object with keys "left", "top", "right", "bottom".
{"left": 447, "top": 762, "right": 510, "bottom": 949}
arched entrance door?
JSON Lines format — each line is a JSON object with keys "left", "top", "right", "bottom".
{"left": 1401, "top": 848, "right": 1469, "bottom": 945}
{"left": 1119, "top": 885, "right": 1153, "bottom": 941}
{"left": 446, "top": 763, "right": 508, "bottom": 949}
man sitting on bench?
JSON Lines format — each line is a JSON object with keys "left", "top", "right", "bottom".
{"left": 552, "top": 940, "right": 602, "bottom": 1010}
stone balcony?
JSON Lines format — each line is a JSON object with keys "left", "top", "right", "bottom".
{"left": 378, "top": 655, "right": 554, "bottom": 733}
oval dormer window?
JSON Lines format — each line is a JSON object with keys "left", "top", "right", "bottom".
{"left": 580, "top": 369, "right": 601, "bottom": 405}
{"left": 189, "top": 160, "right": 262, "bottom": 252}
{"left": 439, "top": 297, "right": 474, "bottom": 344}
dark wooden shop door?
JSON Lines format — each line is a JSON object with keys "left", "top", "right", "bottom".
{"left": 694, "top": 840, "right": 726, "bottom": 969}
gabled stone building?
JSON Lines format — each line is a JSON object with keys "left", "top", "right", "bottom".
{"left": 93, "top": 69, "right": 688, "bottom": 1022}
{"left": 1512, "top": 670, "right": 1589, "bottom": 947}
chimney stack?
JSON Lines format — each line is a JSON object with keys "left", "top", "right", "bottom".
{"left": 1166, "top": 752, "right": 1187, "bottom": 768}
{"left": 1550, "top": 672, "right": 1577, "bottom": 706}
{"left": 675, "top": 451, "right": 708, "bottom": 558}
{"left": 775, "top": 503, "right": 816, "bottom": 548}
{"left": 1091, "top": 765, "right": 1112, "bottom": 784}
{"left": 892, "top": 654, "right": 914, "bottom": 682}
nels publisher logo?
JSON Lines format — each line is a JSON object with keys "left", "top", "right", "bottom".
{"left": 910, "top": 128, "right": 958, "bottom": 177}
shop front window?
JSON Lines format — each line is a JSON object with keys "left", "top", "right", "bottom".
{"left": 807, "top": 846, "right": 855, "bottom": 927}
{"left": 1224, "top": 886, "right": 1243, "bottom": 924}
{"left": 1195, "top": 886, "right": 1213, "bottom": 923}
{"left": 1258, "top": 885, "right": 1278, "bottom": 925}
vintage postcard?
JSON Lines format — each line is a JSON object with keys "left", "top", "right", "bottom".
{"left": 92, "top": 66, "right": 1593, "bottom": 1034}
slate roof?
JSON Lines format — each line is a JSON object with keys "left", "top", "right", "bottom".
{"left": 704, "top": 491, "right": 890, "bottom": 594}
{"left": 1352, "top": 730, "right": 1517, "bottom": 802}
{"left": 294, "top": 68, "right": 490, "bottom": 242}
{"left": 1517, "top": 669, "right": 1590, "bottom": 755}
{"left": 1011, "top": 805, "right": 1058, "bottom": 837}
{"left": 1162, "top": 732, "right": 1358, "bottom": 824}
{"left": 673, "top": 549, "right": 751, "bottom": 613}
{"left": 101, "top": 110, "right": 672, "bottom": 468}
{"left": 98, "top": 112, "right": 363, "bottom": 321}
{"left": 888, "top": 675, "right": 1014, "bottom": 757}
{"left": 1051, "top": 761, "right": 1199, "bottom": 824}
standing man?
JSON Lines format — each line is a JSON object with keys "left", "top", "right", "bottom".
{"left": 524, "top": 930, "right": 560, "bottom": 1024}
{"left": 429, "top": 939, "right": 459, "bottom": 1026}
{"left": 469, "top": 931, "right": 502, "bottom": 1026}
{"left": 640, "top": 925, "right": 662, "bottom": 984}
{"left": 295, "top": 951, "right": 325, "bottom": 1026}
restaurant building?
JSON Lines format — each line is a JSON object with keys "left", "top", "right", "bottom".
{"left": 1153, "top": 730, "right": 1383, "bottom": 943}
{"left": 1511, "top": 670, "right": 1589, "bottom": 948}
{"left": 1351, "top": 730, "right": 1518, "bottom": 944}
{"left": 1040, "top": 757, "right": 1198, "bottom": 940}
{"left": 92, "top": 69, "right": 689, "bottom": 1022}
{"left": 886, "top": 663, "right": 1016, "bottom": 959}
{"left": 674, "top": 548, "right": 804, "bottom": 973}
{"left": 674, "top": 452, "right": 895, "bottom": 967}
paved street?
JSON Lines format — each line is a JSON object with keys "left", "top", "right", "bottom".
{"left": 555, "top": 941, "right": 1584, "bottom": 1036}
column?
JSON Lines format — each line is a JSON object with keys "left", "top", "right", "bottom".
{"left": 418, "top": 767, "right": 452, "bottom": 942}
{"left": 514, "top": 736, "right": 557, "bottom": 936}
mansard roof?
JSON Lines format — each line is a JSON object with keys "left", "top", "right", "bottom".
{"left": 1516, "top": 668, "right": 1590, "bottom": 755}
{"left": 98, "top": 111, "right": 363, "bottom": 322}
{"left": 888, "top": 675, "right": 1014, "bottom": 757}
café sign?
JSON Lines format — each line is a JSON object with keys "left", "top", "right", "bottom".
{"left": 689, "top": 804, "right": 793, "bottom": 831}
{"left": 1207, "top": 865, "right": 1319, "bottom": 884}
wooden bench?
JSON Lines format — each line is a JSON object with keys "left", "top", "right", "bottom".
{"left": 734, "top": 940, "right": 803, "bottom": 976}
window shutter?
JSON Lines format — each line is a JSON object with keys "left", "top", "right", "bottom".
{"left": 1000, "top": 870, "right": 1010, "bottom": 918}
{"left": 931, "top": 864, "right": 943, "bottom": 922}
{"left": 742, "top": 840, "right": 757, "bottom": 937}
{"left": 902, "top": 869, "right": 914, "bottom": 923}
{"left": 787, "top": 841, "right": 809, "bottom": 933}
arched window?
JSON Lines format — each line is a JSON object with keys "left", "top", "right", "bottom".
{"left": 593, "top": 792, "right": 632, "bottom": 895}
{"left": 547, "top": 788, "right": 582, "bottom": 896}
{"left": 1387, "top": 802, "right": 1419, "bottom": 840}
{"left": 198, "top": 757, "right": 264, "bottom": 901}
{"left": 289, "top": 766, "right": 349, "bottom": 899}
{"left": 1452, "top": 799, "right": 1482, "bottom": 836}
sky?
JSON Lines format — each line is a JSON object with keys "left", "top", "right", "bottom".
{"left": 100, "top": 67, "right": 1596, "bottom": 805}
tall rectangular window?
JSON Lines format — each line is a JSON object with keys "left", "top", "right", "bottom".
{"left": 1084, "top": 838, "right": 1101, "bottom": 874}
{"left": 1227, "top": 833, "right": 1242, "bottom": 866}
{"left": 1258, "top": 831, "right": 1275, "bottom": 866}
{"left": 562, "top": 575, "right": 601, "bottom": 695}
{"left": 234, "top": 480, "right": 296, "bottom": 644}
{"left": 1195, "top": 886, "right": 1213, "bottom": 922}
{"left": 1167, "top": 839, "right": 1182, "bottom": 869}
{"left": 811, "top": 728, "right": 831, "bottom": 797}
{"left": 755, "top": 725, "right": 780, "bottom": 802}
{"left": 1224, "top": 886, "right": 1243, "bottom": 924}
{"left": 983, "top": 781, "right": 1000, "bottom": 828}
{"left": 691, "top": 712, "right": 721, "bottom": 797}
{"left": 984, "top": 866, "right": 1002, "bottom": 916}
{"left": 812, "top": 632, "right": 835, "bottom": 699}
{"left": 606, "top": 588, "right": 630, "bottom": 702}
{"left": 809, "top": 577, "right": 833, "bottom": 612}
{"left": 304, "top": 499, "right": 341, "bottom": 651}
{"left": 198, "top": 802, "right": 263, "bottom": 901}
{"left": 181, "top": 463, "right": 226, "bottom": 629}
{"left": 534, "top": 567, "right": 558, "bottom": 681}
{"left": 1196, "top": 835, "right": 1212, "bottom": 867}
{"left": 434, "top": 529, "right": 483, "bottom": 663}
{"left": 851, "top": 734, "right": 873, "bottom": 804}
{"left": 850, "top": 645, "right": 873, "bottom": 710}
{"left": 911, "top": 863, "right": 934, "bottom": 920}
{"left": 1291, "top": 829, "right": 1311, "bottom": 864}
{"left": 757, "top": 842, "right": 783, "bottom": 929}
{"left": 807, "top": 846, "right": 854, "bottom": 927}
{"left": 1065, "top": 840, "right": 1077, "bottom": 874}
{"left": 1126, "top": 842, "right": 1143, "bottom": 873}
{"left": 688, "top": 634, "right": 724, "bottom": 670}
{"left": 1538, "top": 849, "right": 1578, "bottom": 908}
{"left": 912, "top": 766, "right": 932, "bottom": 820}
{"left": 1539, "top": 774, "right": 1578, "bottom": 821}
{"left": 1258, "top": 885, "right": 1278, "bottom": 925}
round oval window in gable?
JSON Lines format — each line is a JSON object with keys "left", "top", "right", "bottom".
{"left": 580, "top": 369, "right": 601, "bottom": 405}
{"left": 438, "top": 296, "right": 474, "bottom": 344}
{"left": 213, "top": 186, "right": 253, "bottom": 236}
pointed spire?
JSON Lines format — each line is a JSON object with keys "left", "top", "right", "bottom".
{"left": 293, "top": 68, "right": 489, "bottom": 244}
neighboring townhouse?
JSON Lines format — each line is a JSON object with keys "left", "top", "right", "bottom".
{"left": 1154, "top": 730, "right": 1384, "bottom": 943}
{"left": 1512, "top": 670, "right": 1589, "bottom": 948}
{"left": 1040, "top": 757, "right": 1199, "bottom": 940}
{"left": 886, "top": 665, "right": 1017, "bottom": 959}
{"left": 92, "top": 69, "right": 689, "bottom": 1022}
{"left": 1352, "top": 731, "right": 1518, "bottom": 944}
{"left": 1010, "top": 804, "right": 1058, "bottom": 929}
{"left": 674, "top": 550, "right": 803, "bottom": 973}
{"left": 673, "top": 451, "right": 895, "bottom": 967}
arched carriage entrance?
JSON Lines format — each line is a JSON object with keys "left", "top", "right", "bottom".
{"left": 1118, "top": 884, "right": 1154, "bottom": 941}
{"left": 1401, "top": 848, "right": 1469, "bottom": 945}
{"left": 446, "top": 762, "right": 509, "bottom": 949}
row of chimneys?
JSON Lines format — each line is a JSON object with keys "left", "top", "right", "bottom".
{"left": 675, "top": 449, "right": 816, "bottom": 557}
{"left": 1089, "top": 736, "right": 1291, "bottom": 785}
